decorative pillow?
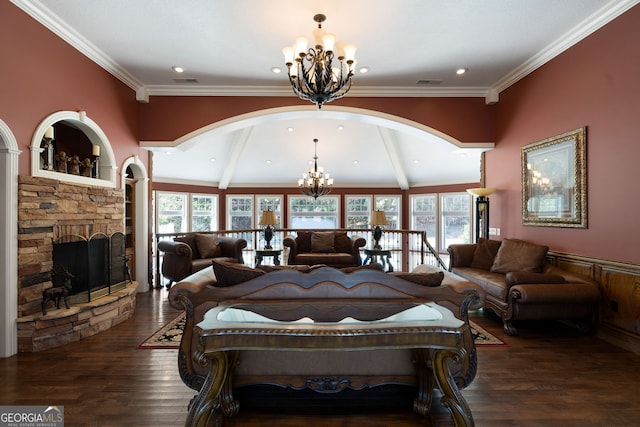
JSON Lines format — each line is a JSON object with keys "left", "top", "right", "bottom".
{"left": 340, "top": 263, "right": 384, "bottom": 273}
{"left": 333, "top": 232, "right": 352, "bottom": 254}
{"left": 295, "top": 231, "right": 312, "bottom": 253}
{"left": 470, "top": 238, "right": 502, "bottom": 270}
{"left": 505, "top": 271, "right": 566, "bottom": 286}
{"left": 174, "top": 235, "right": 199, "bottom": 258}
{"left": 389, "top": 271, "right": 445, "bottom": 287}
{"left": 311, "top": 231, "right": 336, "bottom": 253}
{"left": 194, "top": 234, "right": 221, "bottom": 259}
{"left": 490, "top": 239, "right": 549, "bottom": 274}
{"left": 212, "top": 259, "right": 264, "bottom": 287}
{"left": 257, "top": 265, "right": 314, "bottom": 273}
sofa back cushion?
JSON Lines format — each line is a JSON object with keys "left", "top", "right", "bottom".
{"left": 194, "top": 234, "right": 222, "bottom": 259}
{"left": 470, "top": 238, "right": 502, "bottom": 270}
{"left": 490, "top": 239, "right": 549, "bottom": 274}
{"left": 334, "top": 231, "right": 353, "bottom": 254}
{"left": 175, "top": 234, "right": 200, "bottom": 259}
{"left": 311, "top": 231, "right": 336, "bottom": 253}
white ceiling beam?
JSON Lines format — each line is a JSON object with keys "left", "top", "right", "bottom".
{"left": 377, "top": 126, "right": 409, "bottom": 190}
{"left": 218, "top": 127, "right": 253, "bottom": 189}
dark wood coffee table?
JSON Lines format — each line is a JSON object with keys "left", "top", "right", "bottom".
{"left": 185, "top": 300, "right": 475, "bottom": 427}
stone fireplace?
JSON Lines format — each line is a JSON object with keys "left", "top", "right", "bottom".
{"left": 17, "top": 175, "right": 136, "bottom": 352}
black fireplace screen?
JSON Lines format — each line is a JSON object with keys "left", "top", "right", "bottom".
{"left": 53, "top": 231, "right": 128, "bottom": 302}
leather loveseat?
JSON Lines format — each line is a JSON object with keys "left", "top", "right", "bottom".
{"left": 283, "top": 230, "right": 366, "bottom": 268}
{"left": 158, "top": 233, "right": 247, "bottom": 288}
{"left": 448, "top": 238, "right": 600, "bottom": 335}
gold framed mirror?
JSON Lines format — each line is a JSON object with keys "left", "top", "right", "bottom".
{"left": 521, "top": 127, "right": 587, "bottom": 228}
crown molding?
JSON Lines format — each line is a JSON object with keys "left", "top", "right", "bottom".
{"left": 10, "top": 0, "right": 144, "bottom": 92}
{"left": 492, "top": 0, "right": 640, "bottom": 93}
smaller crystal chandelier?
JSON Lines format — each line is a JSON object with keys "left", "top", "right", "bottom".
{"left": 282, "top": 14, "right": 356, "bottom": 109}
{"left": 298, "top": 138, "right": 334, "bottom": 199}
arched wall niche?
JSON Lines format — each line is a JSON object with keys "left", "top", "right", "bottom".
{"left": 120, "top": 155, "right": 150, "bottom": 293}
{"left": 30, "top": 111, "right": 117, "bottom": 187}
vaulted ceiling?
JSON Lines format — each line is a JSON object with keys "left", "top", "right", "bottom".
{"left": 13, "top": 0, "right": 636, "bottom": 187}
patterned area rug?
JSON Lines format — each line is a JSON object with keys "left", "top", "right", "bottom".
{"left": 138, "top": 312, "right": 505, "bottom": 349}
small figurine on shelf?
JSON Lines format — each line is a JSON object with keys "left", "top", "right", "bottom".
{"left": 80, "top": 158, "right": 95, "bottom": 177}
{"left": 55, "top": 151, "right": 68, "bottom": 173}
{"left": 68, "top": 155, "right": 81, "bottom": 175}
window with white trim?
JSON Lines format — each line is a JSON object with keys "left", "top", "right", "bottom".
{"left": 345, "top": 195, "right": 371, "bottom": 229}
{"left": 440, "top": 192, "right": 472, "bottom": 251}
{"left": 227, "top": 195, "right": 253, "bottom": 230}
{"left": 289, "top": 196, "right": 339, "bottom": 229}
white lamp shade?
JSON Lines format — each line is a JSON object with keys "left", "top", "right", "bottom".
{"left": 466, "top": 188, "right": 496, "bottom": 197}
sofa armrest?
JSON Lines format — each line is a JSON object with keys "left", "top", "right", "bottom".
{"left": 509, "top": 282, "right": 601, "bottom": 304}
{"left": 350, "top": 235, "right": 366, "bottom": 262}
{"left": 447, "top": 244, "right": 477, "bottom": 270}
{"left": 283, "top": 235, "right": 298, "bottom": 263}
{"left": 158, "top": 240, "right": 193, "bottom": 283}
{"left": 217, "top": 236, "right": 247, "bottom": 264}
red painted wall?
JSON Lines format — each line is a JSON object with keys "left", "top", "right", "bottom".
{"left": 488, "top": 5, "right": 640, "bottom": 264}
{"left": 138, "top": 96, "right": 495, "bottom": 144}
{"left": 0, "top": 2, "right": 145, "bottom": 182}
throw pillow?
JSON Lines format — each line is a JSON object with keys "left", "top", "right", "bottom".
{"left": 257, "top": 265, "right": 314, "bottom": 273}
{"left": 490, "top": 239, "right": 549, "bottom": 274}
{"left": 389, "top": 271, "right": 445, "bottom": 287}
{"left": 333, "top": 231, "right": 352, "bottom": 254}
{"left": 505, "top": 271, "right": 566, "bottom": 286}
{"left": 295, "top": 231, "right": 312, "bottom": 253}
{"left": 311, "top": 231, "right": 336, "bottom": 253}
{"left": 174, "top": 235, "right": 199, "bottom": 258}
{"left": 194, "top": 234, "right": 221, "bottom": 259}
{"left": 470, "top": 238, "right": 502, "bottom": 270}
{"left": 212, "top": 259, "right": 264, "bottom": 287}
{"left": 340, "top": 263, "right": 384, "bottom": 273}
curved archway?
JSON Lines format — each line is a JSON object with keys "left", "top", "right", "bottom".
{"left": 0, "top": 119, "right": 20, "bottom": 357}
{"left": 30, "top": 111, "right": 118, "bottom": 187}
{"left": 172, "top": 105, "right": 493, "bottom": 150}
{"left": 145, "top": 105, "right": 493, "bottom": 189}
{"left": 121, "top": 156, "right": 150, "bottom": 293}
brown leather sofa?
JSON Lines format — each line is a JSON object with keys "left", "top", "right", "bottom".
{"left": 283, "top": 230, "right": 366, "bottom": 268}
{"left": 448, "top": 238, "right": 600, "bottom": 335}
{"left": 158, "top": 233, "right": 247, "bottom": 288}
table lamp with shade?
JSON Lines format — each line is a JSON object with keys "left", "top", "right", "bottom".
{"left": 370, "top": 210, "right": 388, "bottom": 250}
{"left": 466, "top": 187, "right": 496, "bottom": 242}
{"left": 258, "top": 210, "right": 278, "bottom": 249}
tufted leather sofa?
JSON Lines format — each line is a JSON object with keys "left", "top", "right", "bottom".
{"left": 448, "top": 238, "right": 600, "bottom": 335}
{"left": 283, "top": 230, "right": 366, "bottom": 268}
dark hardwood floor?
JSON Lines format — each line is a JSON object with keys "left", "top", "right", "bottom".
{"left": 2, "top": 289, "right": 640, "bottom": 427}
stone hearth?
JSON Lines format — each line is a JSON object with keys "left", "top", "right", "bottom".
{"left": 17, "top": 175, "right": 135, "bottom": 352}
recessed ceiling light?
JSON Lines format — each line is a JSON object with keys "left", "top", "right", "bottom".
{"left": 353, "top": 160, "right": 359, "bottom": 165}
{"left": 209, "top": 157, "right": 216, "bottom": 162}
{"left": 456, "top": 68, "right": 467, "bottom": 75}
{"left": 337, "top": 125, "right": 344, "bottom": 131}
{"left": 265, "top": 159, "right": 272, "bottom": 164}
{"left": 165, "top": 151, "right": 172, "bottom": 155}
{"left": 271, "top": 67, "right": 282, "bottom": 74}
{"left": 172, "top": 66, "right": 184, "bottom": 73}
{"left": 413, "top": 159, "right": 419, "bottom": 164}
{"left": 287, "top": 127, "right": 294, "bottom": 132}
{"left": 358, "top": 66, "right": 369, "bottom": 74}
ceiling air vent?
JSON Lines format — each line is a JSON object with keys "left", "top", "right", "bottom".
{"left": 416, "top": 79, "right": 443, "bottom": 86}
{"left": 173, "top": 78, "right": 199, "bottom": 83}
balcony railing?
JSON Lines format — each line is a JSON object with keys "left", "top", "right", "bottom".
{"left": 154, "top": 228, "right": 447, "bottom": 288}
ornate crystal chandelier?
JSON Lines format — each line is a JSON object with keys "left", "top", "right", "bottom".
{"left": 298, "top": 138, "right": 334, "bottom": 199}
{"left": 282, "top": 14, "right": 356, "bottom": 109}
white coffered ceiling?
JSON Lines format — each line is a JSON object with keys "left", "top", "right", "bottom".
{"left": 13, "top": 0, "right": 637, "bottom": 188}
